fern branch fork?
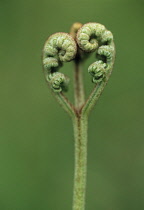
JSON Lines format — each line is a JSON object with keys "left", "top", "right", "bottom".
{"left": 42, "top": 22, "right": 116, "bottom": 210}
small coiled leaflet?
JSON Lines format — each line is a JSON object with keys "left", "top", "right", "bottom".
{"left": 43, "top": 32, "right": 77, "bottom": 92}
{"left": 48, "top": 72, "right": 69, "bottom": 93}
{"left": 76, "top": 23, "right": 115, "bottom": 84}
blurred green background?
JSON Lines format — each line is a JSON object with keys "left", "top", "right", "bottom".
{"left": 1, "top": 0, "right": 144, "bottom": 209}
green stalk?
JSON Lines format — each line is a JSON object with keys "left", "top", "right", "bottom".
{"left": 72, "top": 114, "right": 88, "bottom": 210}
{"left": 74, "top": 61, "right": 85, "bottom": 109}
{"left": 72, "top": 57, "right": 88, "bottom": 210}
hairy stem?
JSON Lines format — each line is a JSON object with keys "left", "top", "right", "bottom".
{"left": 74, "top": 61, "right": 85, "bottom": 110}
{"left": 72, "top": 115, "right": 88, "bottom": 210}
{"left": 82, "top": 48, "right": 115, "bottom": 117}
{"left": 82, "top": 81, "right": 105, "bottom": 116}
{"left": 54, "top": 92, "right": 75, "bottom": 118}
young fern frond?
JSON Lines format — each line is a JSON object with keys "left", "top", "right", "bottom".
{"left": 43, "top": 32, "right": 77, "bottom": 91}
{"left": 76, "top": 23, "right": 115, "bottom": 116}
{"left": 42, "top": 22, "right": 116, "bottom": 210}
{"left": 42, "top": 32, "right": 77, "bottom": 117}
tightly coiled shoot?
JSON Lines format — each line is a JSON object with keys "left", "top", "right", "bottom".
{"left": 76, "top": 23, "right": 115, "bottom": 85}
{"left": 43, "top": 32, "right": 77, "bottom": 92}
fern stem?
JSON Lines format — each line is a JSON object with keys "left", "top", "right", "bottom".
{"left": 72, "top": 114, "right": 88, "bottom": 210}
{"left": 74, "top": 61, "right": 85, "bottom": 110}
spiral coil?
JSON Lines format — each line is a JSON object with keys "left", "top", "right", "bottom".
{"left": 42, "top": 32, "right": 77, "bottom": 92}
{"left": 76, "top": 23, "right": 115, "bottom": 83}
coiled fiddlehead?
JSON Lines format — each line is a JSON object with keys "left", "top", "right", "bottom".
{"left": 77, "top": 23, "right": 115, "bottom": 84}
{"left": 43, "top": 32, "right": 77, "bottom": 92}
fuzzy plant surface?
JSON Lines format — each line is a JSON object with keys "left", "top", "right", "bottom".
{"left": 42, "top": 22, "right": 116, "bottom": 210}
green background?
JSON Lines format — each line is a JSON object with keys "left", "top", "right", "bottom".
{"left": 1, "top": 0, "right": 144, "bottom": 209}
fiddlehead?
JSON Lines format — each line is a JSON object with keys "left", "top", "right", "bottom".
{"left": 42, "top": 32, "right": 77, "bottom": 117}
{"left": 43, "top": 32, "right": 77, "bottom": 92}
{"left": 76, "top": 23, "right": 115, "bottom": 115}
{"left": 77, "top": 22, "right": 115, "bottom": 84}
